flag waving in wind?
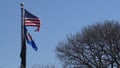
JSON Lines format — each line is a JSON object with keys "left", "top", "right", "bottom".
{"left": 24, "top": 9, "right": 40, "bottom": 32}
{"left": 24, "top": 9, "right": 40, "bottom": 51}
{"left": 25, "top": 27, "right": 38, "bottom": 51}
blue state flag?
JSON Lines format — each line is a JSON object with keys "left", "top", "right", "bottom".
{"left": 24, "top": 27, "right": 38, "bottom": 51}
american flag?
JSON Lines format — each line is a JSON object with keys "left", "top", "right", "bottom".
{"left": 24, "top": 9, "right": 40, "bottom": 31}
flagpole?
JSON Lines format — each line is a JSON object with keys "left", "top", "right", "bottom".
{"left": 20, "top": 3, "right": 26, "bottom": 68}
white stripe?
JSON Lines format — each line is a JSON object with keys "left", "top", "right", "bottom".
{"left": 25, "top": 23, "right": 39, "bottom": 26}
{"left": 25, "top": 21, "right": 40, "bottom": 23}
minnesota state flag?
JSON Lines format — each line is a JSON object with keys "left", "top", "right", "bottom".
{"left": 24, "top": 27, "right": 38, "bottom": 51}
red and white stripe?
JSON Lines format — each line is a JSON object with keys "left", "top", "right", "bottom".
{"left": 25, "top": 18, "right": 40, "bottom": 31}
{"left": 25, "top": 18, "right": 40, "bottom": 27}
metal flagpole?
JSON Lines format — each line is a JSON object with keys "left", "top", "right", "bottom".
{"left": 20, "top": 3, "right": 26, "bottom": 68}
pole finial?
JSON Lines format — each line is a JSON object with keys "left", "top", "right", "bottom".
{"left": 20, "top": 2, "right": 24, "bottom": 8}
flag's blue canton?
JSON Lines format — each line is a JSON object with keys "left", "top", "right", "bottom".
{"left": 25, "top": 27, "right": 38, "bottom": 51}
{"left": 24, "top": 9, "right": 38, "bottom": 18}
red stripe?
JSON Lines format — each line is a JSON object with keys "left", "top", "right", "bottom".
{"left": 25, "top": 18, "right": 40, "bottom": 22}
{"left": 25, "top": 23, "right": 39, "bottom": 24}
{"left": 25, "top": 21, "right": 40, "bottom": 24}
{"left": 25, "top": 19, "right": 40, "bottom": 22}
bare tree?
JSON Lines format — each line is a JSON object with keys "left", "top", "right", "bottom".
{"left": 55, "top": 21, "right": 120, "bottom": 68}
{"left": 31, "top": 64, "right": 56, "bottom": 68}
